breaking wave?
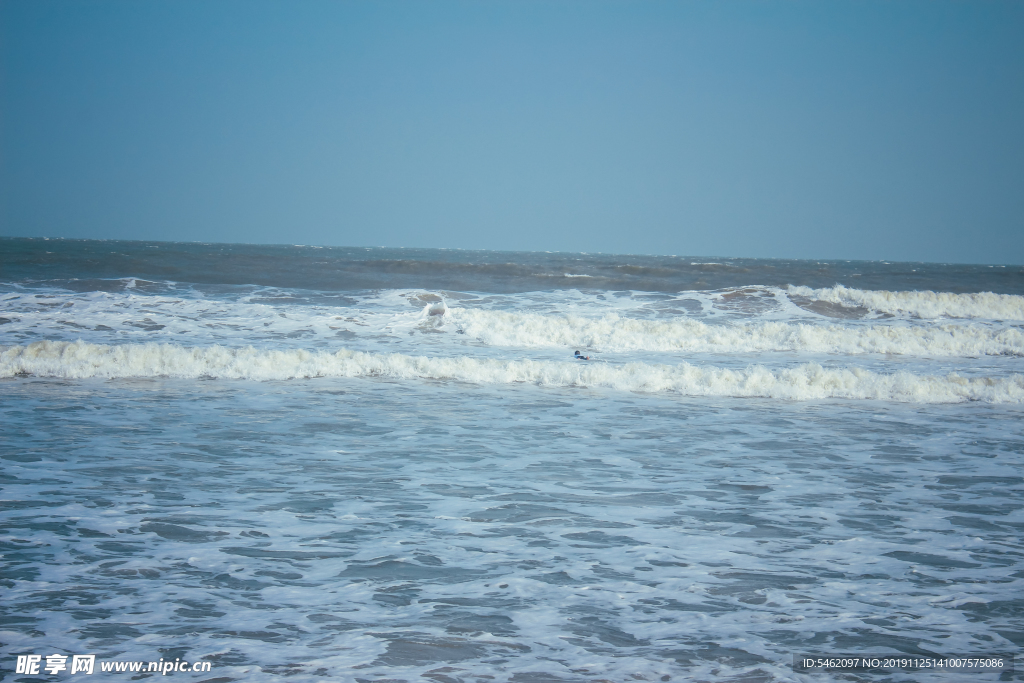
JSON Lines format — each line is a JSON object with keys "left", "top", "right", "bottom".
{"left": 444, "top": 309, "right": 1024, "bottom": 357}
{"left": 4, "top": 341, "right": 1022, "bottom": 403}
{"left": 788, "top": 285, "right": 1024, "bottom": 320}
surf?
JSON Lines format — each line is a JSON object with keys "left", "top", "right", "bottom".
{"left": 442, "top": 308, "right": 1024, "bottom": 357}
{"left": 4, "top": 340, "right": 1023, "bottom": 403}
{"left": 788, "top": 284, "right": 1024, "bottom": 320}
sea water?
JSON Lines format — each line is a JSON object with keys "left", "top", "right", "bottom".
{"left": 1, "top": 238, "right": 1022, "bottom": 682}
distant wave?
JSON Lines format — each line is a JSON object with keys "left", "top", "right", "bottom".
{"left": 788, "top": 285, "right": 1024, "bottom": 320}
{"left": 443, "top": 309, "right": 1024, "bottom": 357}
{"left": 4, "top": 341, "right": 1022, "bottom": 403}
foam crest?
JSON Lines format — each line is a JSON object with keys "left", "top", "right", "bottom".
{"left": 788, "top": 285, "right": 1024, "bottom": 320}
{"left": 4, "top": 341, "right": 1022, "bottom": 403}
{"left": 445, "top": 308, "right": 1024, "bottom": 357}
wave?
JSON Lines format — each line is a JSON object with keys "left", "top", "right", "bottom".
{"left": 788, "top": 285, "right": 1024, "bottom": 320}
{"left": 4, "top": 341, "right": 1022, "bottom": 403}
{"left": 443, "top": 309, "right": 1024, "bottom": 357}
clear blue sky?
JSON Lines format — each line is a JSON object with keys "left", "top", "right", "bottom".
{"left": 1, "top": 0, "right": 1022, "bottom": 263}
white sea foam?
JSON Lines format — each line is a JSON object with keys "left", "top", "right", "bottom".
{"left": 4, "top": 341, "right": 1022, "bottom": 403}
{"left": 4, "top": 287, "right": 1023, "bottom": 360}
{"left": 443, "top": 308, "right": 1024, "bottom": 357}
{"left": 788, "top": 285, "right": 1024, "bottom": 320}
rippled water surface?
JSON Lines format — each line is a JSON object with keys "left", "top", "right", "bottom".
{"left": 3, "top": 378, "right": 1022, "bottom": 682}
{"left": 2, "top": 239, "right": 1023, "bottom": 681}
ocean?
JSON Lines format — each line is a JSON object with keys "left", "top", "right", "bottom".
{"left": 1, "top": 237, "right": 1022, "bottom": 682}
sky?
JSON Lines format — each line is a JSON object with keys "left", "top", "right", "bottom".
{"left": 1, "top": 0, "right": 1022, "bottom": 264}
